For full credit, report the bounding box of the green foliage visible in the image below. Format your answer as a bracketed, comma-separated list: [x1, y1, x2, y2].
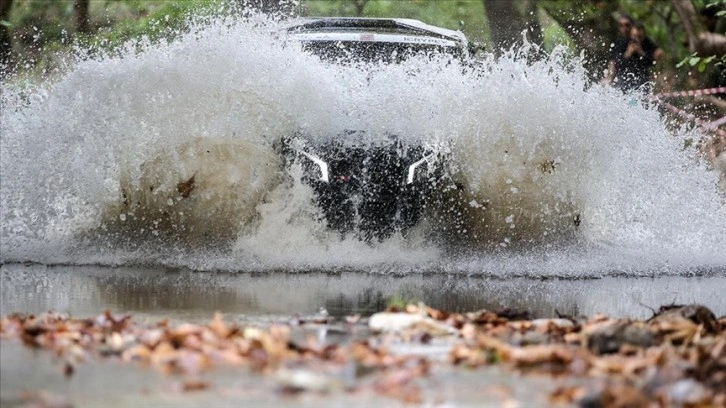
[4, 0, 224, 81]
[707, 0, 726, 16]
[86, 1, 222, 49]
[677, 53, 722, 73]
[673, 0, 726, 76]
[4, 0, 724, 92]
[7, 1, 224, 50]
[537, 7, 574, 53]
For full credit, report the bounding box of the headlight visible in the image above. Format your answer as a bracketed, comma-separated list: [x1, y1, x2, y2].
[299, 150, 330, 183]
[406, 153, 436, 184]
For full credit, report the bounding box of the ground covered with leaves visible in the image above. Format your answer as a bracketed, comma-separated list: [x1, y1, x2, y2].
[2, 303, 725, 407]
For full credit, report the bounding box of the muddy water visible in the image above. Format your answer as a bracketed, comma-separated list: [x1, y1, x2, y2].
[1, 263, 589, 408]
[3, 16, 726, 274]
[2, 264, 724, 322]
[1, 338, 564, 408]
[4, 263, 724, 408]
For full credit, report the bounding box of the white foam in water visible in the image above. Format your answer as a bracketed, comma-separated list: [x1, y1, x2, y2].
[1, 13, 725, 276]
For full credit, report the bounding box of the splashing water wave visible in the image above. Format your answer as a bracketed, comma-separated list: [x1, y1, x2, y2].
[1, 15, 725, 277]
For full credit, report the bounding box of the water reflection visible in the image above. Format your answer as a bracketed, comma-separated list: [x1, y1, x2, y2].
[1, 263, 724, 321]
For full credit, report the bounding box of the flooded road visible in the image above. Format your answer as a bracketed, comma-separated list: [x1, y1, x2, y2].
[2, 262, 725, 408]
[3, 263, 725, 322]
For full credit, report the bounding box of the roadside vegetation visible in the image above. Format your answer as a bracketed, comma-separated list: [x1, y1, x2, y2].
[1, 1, 724, 88]
[1, 0, 724, 146]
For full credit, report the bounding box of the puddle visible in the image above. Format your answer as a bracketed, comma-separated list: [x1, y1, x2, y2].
[2, 263, 725, 407]
[2, 263, 725, 322]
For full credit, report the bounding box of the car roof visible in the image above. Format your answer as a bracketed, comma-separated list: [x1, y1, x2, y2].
[284, 17, 468, 48]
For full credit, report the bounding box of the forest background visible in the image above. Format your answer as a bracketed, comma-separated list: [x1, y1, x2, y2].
[0, 0, 724, 119]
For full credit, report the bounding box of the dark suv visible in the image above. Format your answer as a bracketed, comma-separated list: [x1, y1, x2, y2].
[279, 18, 469, 241]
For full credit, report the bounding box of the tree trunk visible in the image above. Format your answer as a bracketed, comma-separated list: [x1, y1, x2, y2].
[671, 0, 726, 56]
[483, 0, 528, 53]
[74, 0, 89, 34]
[522, 0, 543, 46]
[671, 1, 726, 168]
[352, 0, 369, 17]
[0, 0, 13, 66]
[537, 1, 620, 82]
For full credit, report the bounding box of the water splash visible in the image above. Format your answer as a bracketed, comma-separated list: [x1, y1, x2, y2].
[1, 14, 724, 276]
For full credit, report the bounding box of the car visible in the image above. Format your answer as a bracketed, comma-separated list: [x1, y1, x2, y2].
[284, 17, 470, 64]
[278, 17, 471, 242]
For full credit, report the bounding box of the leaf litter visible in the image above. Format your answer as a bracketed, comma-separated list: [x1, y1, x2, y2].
[1, 303, 725, 406]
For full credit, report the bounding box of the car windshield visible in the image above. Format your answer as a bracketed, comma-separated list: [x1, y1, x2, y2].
[300, 40, 462, 65]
